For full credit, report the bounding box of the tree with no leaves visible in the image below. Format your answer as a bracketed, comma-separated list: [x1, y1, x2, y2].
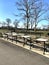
[13, 19, 19, 29]
[6, 18, 11, 29]
[32, 0, 49, 32]
[15, 0, 34, 30]
[15, 0, 49, 32]
[2, 21, 6, 27]
[45, 14, 49, 30]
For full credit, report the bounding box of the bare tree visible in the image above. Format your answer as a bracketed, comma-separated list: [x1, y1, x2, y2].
[47, 25, 49, 29]
[42, 24, 47, 29]
[13, 19, 19, 29]
[45, 14, 49, 30]
[15, 0, 35, 30]
[45, 14, 49, 23]
[32, 0, 49, 32]
[2, 21, 6, 27]
[6, 18, 11, 29]
[0, 22, 2, 27]
[30, 19, 34, 29]
[15, 0, 49, 32]
[23, 22, 30, 29]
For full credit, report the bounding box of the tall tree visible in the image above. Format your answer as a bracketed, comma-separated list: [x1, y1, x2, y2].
[23, 22, 30, 29]
[31, 0, 49, 32]
[45, 14, 49, 30]
[30, 18, 34, 29]
[15, 0, 49, 32]
[13, 19, 19, 29]
[15, 0, 34, 30]
[6, 18, 11, 29]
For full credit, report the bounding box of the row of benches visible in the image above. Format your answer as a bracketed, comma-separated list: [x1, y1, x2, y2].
[2, 32, 34, 49]
[2, 32, 49, 54]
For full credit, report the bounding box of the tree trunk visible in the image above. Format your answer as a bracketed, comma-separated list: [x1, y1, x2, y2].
[27, 18, 29, 30]
[34, 21, 37, 32]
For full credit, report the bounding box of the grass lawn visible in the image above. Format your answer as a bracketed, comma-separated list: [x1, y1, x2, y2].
[0, 29, 49, 38]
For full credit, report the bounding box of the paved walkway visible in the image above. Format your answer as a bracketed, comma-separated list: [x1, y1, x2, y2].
[1, 38, 49, 58]
[0, 39, 49, 65]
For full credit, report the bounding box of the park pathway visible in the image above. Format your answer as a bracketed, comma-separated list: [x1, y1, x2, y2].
[0, 39, 49, 65]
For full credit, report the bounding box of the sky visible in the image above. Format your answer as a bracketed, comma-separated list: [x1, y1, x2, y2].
[0, 0, 17, 21]
[0, 0, 49, 28]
